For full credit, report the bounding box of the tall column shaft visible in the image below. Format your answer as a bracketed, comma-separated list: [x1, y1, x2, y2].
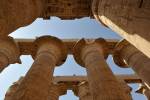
[0, 0, 46, 36]
[113, 40, 150, 88]
[5, 84, 19, 100]
[5, 77, 24, 100]
[78, 82, 93, 100]
[73, 39, 129, 100]
[80, 93, 92, 100]
[11, 52, 56, 100]
[92, 0, 150, 58]
[11, 36, 67, 100]
[5, 78, 67, 100]
[118, 79, 132, 100]
[84, 47, 127, 100]
[48, 84, 67, 100]
[0, 53, 9, 71]
[48, 85, 59, 100]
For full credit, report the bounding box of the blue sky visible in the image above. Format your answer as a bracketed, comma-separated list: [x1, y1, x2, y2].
[0, 17, 146, 100]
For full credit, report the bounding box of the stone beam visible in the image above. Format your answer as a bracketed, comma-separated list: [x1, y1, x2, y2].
[53, 74, 142, 84]
[42, 0, 92, 20]
[15, 38, 118, 55]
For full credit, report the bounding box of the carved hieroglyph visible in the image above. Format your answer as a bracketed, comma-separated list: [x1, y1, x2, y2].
[92, 0, 150, 58]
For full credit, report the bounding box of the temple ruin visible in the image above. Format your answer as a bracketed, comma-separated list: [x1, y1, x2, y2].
[0, 0, 150, 100]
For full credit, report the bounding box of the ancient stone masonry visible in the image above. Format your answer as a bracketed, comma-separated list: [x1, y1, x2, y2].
[73, 38, 131, 100]
[92, 0, 150, 58]
[5, 75, 141, 100]
[117, 78, 132, 99]
[1, 0, 150, 60]
[0, 0, 150, 99]
[113, 39, 150, 88]
[5, 77, 24, 100]
[136, 83, 150, 100]
[0, 34, 149, 100]
[76, 81, 93, 100]
[10, 36, 67, 100]
[0, 0, 92, 36]
[43, 0, 92, 19]
[2, 36, 150, 100]
[0, 0, 46, 36]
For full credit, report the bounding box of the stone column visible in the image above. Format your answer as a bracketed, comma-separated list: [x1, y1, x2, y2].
[0, 0, 46, 36]
[49, 85, 59, 100]
[11, 36, 67, 100]
[5, 78, 67, 100]
[0, 36, 20, 72]
[48, 83, 67, 100]
[136, 83, 150, 100]
[78, 81, 93, 100]
[5, 77, 24, 100]
[113, 39, 150, 88]
[73, 38, 129, 100]
[144, 90, 150, 100]
[118, 79, 132, 100]
[92, 0, 150, 58]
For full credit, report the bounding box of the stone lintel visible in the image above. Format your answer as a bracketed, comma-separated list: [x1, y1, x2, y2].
[15, 38, 118, 55]
[53, 74, 141, 84]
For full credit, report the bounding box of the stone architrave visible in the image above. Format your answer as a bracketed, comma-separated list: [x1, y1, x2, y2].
[92, 0, 150, 58]
[11, 36, 67, 100]
[73, 38, 129, 100]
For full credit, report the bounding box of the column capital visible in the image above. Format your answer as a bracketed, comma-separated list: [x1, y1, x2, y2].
[0, 36, 20, 72]
[72, 81, 91, 98]
[73, 38, 109, 67]
[78, 81, 91, 98]
[57, 83, 68, 96]
[33, 35, 67, 66]
[113, 39, 130, 68]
